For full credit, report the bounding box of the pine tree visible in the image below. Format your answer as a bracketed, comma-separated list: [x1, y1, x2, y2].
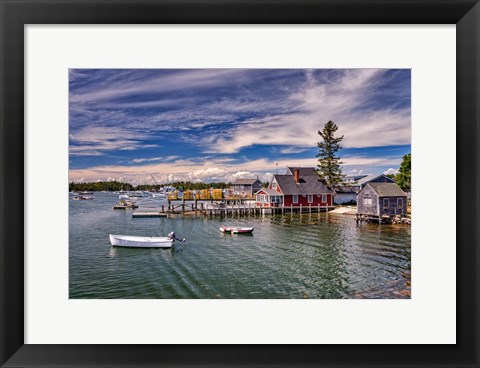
[396, 153, 411, 191]
[316, 120, 344, 188]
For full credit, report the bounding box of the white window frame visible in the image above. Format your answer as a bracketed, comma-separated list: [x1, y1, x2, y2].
[364, 198, 372, 205]
[308, 194, 313, 203]
[292, 194, 298, 203]
[383, 198, 390, 209]
[321, 194, 327, 203]
[272, 182, 277, 190]
[397, 198, 403, 208]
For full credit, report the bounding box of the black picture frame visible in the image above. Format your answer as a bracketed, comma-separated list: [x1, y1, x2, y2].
[1, 1, 479, 367]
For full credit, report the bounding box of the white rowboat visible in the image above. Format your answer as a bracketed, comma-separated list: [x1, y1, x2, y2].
[219, 225, 254, 234]
[109, 234, 174, 248]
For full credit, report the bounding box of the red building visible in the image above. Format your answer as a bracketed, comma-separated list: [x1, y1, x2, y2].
[255, 167, 334, 207]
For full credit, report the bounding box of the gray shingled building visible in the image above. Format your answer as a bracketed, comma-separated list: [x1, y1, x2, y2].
[231, 178, 262, 197]
[357, 182, 407, 218]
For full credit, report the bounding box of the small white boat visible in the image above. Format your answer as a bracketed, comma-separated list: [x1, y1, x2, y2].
[109, 234, 174, 248]
[219, 225, 254, 234]
[109, 232, 185, 248]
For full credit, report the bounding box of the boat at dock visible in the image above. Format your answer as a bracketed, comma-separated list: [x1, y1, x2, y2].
[220, 225, 254, 234]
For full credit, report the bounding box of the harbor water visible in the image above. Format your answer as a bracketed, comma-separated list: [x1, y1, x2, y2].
[69, 192, 411, 299]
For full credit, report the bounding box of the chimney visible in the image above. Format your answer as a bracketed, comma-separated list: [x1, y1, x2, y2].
[294, 169, 300, 183]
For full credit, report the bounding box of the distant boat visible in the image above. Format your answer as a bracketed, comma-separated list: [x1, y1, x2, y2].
[220, 225, 254, 234]
[109, 232, 184, 248]
[112, 202, 138, 210]
[73, 195, 93, 201]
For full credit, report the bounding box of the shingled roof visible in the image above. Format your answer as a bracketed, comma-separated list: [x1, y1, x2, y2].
[355, 174, 395, 186]
[286, 167, 317, 177]
[368, 182, 406, 197]
[255, 187, 282, 196]
[274, 174, 333, 195]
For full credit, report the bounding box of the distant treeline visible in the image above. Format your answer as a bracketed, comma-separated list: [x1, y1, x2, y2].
[69, 181, 230, 192]
[136, 181, 230, 191]
[69, 181, 135, 192]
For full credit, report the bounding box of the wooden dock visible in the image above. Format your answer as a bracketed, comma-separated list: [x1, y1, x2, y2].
[131, 201, 334, 218]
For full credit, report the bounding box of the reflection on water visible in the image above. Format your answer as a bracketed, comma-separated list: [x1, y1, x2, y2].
[69, 193, 411, 299]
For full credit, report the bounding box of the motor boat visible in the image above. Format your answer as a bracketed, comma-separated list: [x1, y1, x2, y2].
[109, 232, 185, 248]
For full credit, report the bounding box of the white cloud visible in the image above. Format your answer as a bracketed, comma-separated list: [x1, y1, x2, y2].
[69, 126, 158, 156]
[69, 155, 402, 184]
[201, 70, 410, 153]
[384, 168, 399, 175]
[130, 156, 178, 164]
[70, 69, 410, 157]
[277, 146, 311, 154]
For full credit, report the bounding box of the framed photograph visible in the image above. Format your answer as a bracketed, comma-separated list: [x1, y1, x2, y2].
[67, 67, 412, 301]
[1, 0, 478, 367]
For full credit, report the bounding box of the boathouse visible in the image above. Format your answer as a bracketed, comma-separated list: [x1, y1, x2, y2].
[357, 182, 407, 218]
[255, 167, 334, 207]
[231, 178, 262, 197]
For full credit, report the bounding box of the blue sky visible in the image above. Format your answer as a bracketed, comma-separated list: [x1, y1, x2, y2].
[69, 69, 410, 184]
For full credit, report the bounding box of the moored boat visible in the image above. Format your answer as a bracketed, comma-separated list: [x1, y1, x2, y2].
[109, 234, 174, 248]
[109, 232, 185, 248]
[112, 202, 138, 209]
[73, 195, 94, 200]
[220, 225, 254, 234]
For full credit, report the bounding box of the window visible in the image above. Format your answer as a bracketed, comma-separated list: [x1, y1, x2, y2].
[397, 198, 403, 208]
[272, 182, 277, 190]
[364, 198, 372, 205]
[321, 194, 327, 203]
[383, 198, 390, 209]
[293, 194, 298, 203]
[308, 194, 313, 203]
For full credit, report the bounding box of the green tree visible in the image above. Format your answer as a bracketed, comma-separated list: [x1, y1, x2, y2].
[396, 153, 411, 191]
[316, 120, 344, 187]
